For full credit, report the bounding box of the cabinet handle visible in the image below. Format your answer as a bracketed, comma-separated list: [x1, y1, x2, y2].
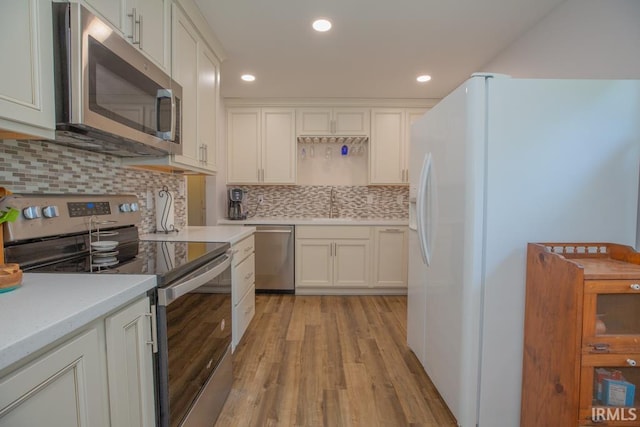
[244, 271, 253, 281]
[138, 14, 143, 49]
[244, 245, 253, 253]
[384, 228, 402, 233]
[627, 358, 638, 367]
[588, 343, 610, 353]
[127, 8, 137, 43]
[630, 283, 640, 291]
[146, 305, 158, 354]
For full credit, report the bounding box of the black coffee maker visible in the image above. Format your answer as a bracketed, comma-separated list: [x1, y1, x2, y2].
[228, 188, 246, 220]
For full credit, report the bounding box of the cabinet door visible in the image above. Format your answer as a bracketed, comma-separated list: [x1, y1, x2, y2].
[105, 297, 156, 427]
[172, 5, 199, 165]
[86, 0, 124, 30]
[296, 108, 332, 135]
[296, 108, 369, 136]
[227, 108, 261, 183]
[404, 108, 428, 183]
[579, 355, 640, 424]
[0, 0, 55, 138]
[334, 239, 370, 288]
[262, 108, 296, 184]
[372, 227, 407, 288]
[582, 280, 640, 354]
[0, 327, 109, 427]
[135, 0, 169, 70]
[369, 108, 405, 184]
[333, 108, 370, 135]
[296, 239, 333, 288]
[198, 45, 219, 169]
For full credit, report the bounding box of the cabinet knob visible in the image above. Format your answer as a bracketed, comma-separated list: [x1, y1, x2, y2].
[627, 358, 637, 367]
[630, 283, 640, 291]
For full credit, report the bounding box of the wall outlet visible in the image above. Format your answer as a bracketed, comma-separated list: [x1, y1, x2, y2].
[366, 194, 374, 204]
[146, 191, 153, 208]
[257, 194, 264, 204]
[397, 194, 404, 205]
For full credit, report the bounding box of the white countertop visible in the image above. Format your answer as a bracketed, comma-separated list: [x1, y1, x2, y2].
[0, 273, 156, 372]
[140, 225, 256, 244]
[217, 218, 408, 226]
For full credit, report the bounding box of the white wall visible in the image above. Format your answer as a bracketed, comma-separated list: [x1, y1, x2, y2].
[482, 0, 640, 78]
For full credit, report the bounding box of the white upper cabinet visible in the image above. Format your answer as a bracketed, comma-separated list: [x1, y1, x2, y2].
[85, 0, 170, 71]
[170, 4, 219, 172]
[297, 108, 370, 136]
[123, 3, 221, 173]
[0, 0, 55, 140]
[85, 0, 124, 28]
[227, 108, 261, 183]
[369, 107, 428, 185]
[227, 107, 296, 184]
[125, 0, 170, 70]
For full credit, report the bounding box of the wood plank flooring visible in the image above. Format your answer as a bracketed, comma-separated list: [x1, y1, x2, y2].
[215, 295, 457, 427]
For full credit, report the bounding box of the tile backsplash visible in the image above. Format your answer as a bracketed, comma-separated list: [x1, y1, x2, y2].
[229, 185, 409, 219]
[0, 139, 186, 233]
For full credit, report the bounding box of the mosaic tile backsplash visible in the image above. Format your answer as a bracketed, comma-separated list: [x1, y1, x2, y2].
[230, 185, 409, 219]
[0, 139, 186, 233]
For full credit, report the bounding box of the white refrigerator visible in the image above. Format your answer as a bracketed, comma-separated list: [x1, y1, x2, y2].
[407, 74, 640, 427]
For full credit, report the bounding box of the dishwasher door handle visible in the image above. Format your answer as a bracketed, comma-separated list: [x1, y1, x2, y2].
[255, 229, 292, 233]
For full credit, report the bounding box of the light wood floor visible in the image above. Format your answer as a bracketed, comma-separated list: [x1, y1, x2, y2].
[215, 295, 457, 427]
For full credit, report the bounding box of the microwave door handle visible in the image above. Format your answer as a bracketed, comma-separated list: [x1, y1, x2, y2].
[158, 254, 231, 306]
[156, 88, 176, 141]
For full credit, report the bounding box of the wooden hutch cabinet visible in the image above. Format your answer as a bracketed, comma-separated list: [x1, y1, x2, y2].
[522, 243, 640, 427]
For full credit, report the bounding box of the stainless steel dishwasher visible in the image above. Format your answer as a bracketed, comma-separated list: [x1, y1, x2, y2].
[250, 225, 295, 293]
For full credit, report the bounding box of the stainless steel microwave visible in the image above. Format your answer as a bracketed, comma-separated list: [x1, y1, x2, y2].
[51, 3, 182, 157]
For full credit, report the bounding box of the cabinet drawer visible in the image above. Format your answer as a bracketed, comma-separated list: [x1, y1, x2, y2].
[232, 235, 255, 266]
[233, 253, 255, 306]
[235, 285, 255, 346]
[585, 280, 640, 294]
[296, 226, 371, 239]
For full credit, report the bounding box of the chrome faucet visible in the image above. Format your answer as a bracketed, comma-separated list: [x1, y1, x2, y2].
[329, 187, 339, 218]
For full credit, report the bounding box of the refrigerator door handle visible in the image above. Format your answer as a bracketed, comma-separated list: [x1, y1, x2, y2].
[416, 152, 432, 266]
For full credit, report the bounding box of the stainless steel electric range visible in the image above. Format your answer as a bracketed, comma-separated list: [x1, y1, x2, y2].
[1, 193, 233, 427]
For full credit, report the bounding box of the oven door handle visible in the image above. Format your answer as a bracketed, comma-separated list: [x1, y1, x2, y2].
[157, 254, 231, 306]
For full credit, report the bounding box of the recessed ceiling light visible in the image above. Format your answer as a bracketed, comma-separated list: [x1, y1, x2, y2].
[241, 74, 256, 82]
[417, 75, 432, 83]
[312, 19, 332, 32]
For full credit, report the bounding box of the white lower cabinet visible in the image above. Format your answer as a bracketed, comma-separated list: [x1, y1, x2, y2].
[0, 326, 109, 427]
[372, 226, 408, 288]
[295, 225, 408, 294]
[296, 226, 371, 293]
[231, 234, 255, 350]
[0, 296, 155, 427]
[105, 297, 156, 427]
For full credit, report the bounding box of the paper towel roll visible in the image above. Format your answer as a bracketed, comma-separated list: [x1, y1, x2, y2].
[156, 188, 175, 232]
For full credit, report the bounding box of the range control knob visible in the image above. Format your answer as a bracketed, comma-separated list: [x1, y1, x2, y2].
[130, 202, 139, 212]
[119, 203, 131, 213]
[42, 205, 59, 218]
[23, 206, 41, 220]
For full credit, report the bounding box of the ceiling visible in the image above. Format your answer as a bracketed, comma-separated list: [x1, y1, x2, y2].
[194, 0, 566, 100]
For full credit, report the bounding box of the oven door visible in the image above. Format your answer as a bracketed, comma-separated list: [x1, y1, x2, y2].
[155, 252, 232, 427]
